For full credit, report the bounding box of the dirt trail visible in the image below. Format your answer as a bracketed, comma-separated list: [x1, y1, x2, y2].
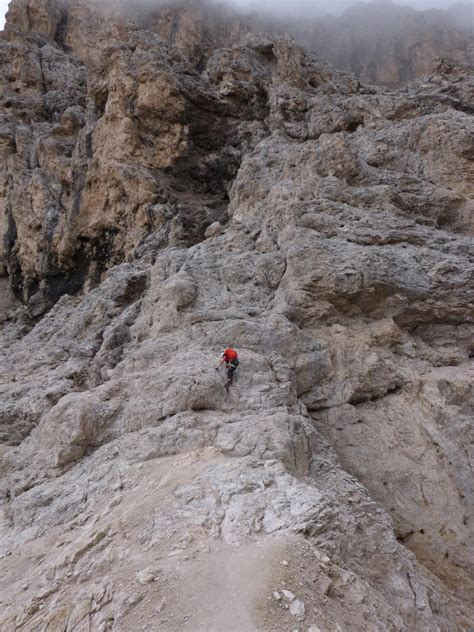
[176, 540, 282, 632]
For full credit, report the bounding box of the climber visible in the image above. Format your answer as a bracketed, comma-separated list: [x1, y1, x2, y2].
[215, 348, 239, 386]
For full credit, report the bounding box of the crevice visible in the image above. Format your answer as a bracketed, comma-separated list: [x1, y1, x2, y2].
[406, 572, 418, 610]
[348, 382, 404, 405]
[54, 5, 70, 51]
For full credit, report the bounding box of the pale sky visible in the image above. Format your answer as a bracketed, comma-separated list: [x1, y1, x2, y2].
[0, 0, 9, 30]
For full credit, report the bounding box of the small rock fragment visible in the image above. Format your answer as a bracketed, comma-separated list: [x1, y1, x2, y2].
[45, 567, 55, 581]
[156, 598, 166, 613]
[317, 576, 333, 596]
[109, 495, 122, 508]
[282, 589, 296, 602]
[205, 222, 224, 238]
[290, 599, 306, 621]
[273, 591, 282, 601]
[136, 568, 156, 585]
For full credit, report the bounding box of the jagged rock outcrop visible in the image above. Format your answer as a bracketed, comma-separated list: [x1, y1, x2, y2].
[1, 1, 473, 630]
[0, 0, 263, 313]
[136, 0, 253, 69]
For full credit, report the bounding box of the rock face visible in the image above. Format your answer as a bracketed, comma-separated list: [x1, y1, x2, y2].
[1, 0, 257, 313]
[1, 1, 474, 631]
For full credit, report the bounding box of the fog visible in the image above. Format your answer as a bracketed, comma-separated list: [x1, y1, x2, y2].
[231, 0, 468, 17]
[125, 0, 472, 19]
[0, 0, 472, 31]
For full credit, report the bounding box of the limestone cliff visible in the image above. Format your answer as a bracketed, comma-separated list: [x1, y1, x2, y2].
[1, 1, 473, 631]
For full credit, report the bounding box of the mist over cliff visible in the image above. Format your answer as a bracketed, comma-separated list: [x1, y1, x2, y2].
[2, 0, 472, 84]
[290, 1, 473, 85]
[116, 0, 474, 85]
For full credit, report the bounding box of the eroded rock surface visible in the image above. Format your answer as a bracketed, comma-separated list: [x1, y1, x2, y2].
[1, 1, 473, 631]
